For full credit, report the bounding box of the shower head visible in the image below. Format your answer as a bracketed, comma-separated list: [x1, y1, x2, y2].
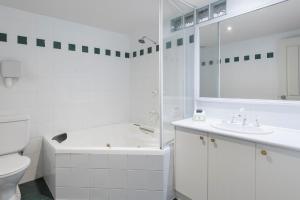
[138, 36, 157, 45]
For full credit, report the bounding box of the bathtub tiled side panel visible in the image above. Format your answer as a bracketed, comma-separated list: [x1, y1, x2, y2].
[53, 150, 171, 200]
[42, 139, 56, 197]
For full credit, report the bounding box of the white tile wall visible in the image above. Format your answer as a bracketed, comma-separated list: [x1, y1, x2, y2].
[90, 188, 109, 200]
[44, 144, 172, 200]
[127, 170, 148, 189]
[0, 5, 132, 183]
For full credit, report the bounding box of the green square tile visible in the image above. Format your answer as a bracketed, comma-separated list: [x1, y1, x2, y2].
[133, 51, 137, 57]
[0, 33, 7, 42]
[156, 45, 159, 52]
[166, 41, 171, 49]
[225, 58, 230, 63]
[105, 49, 111, 56]
[267, 52, 274, 58]
[36, 39, 45, 47]
[189, 35, 194, 43]
[177, 38, 183, 46]
[94, 48, 100, 54]
[53, 41, 61, 49]
[115, 51, 121, 57]
[68, 44, 76, 51]
[82, 45, 88, 53]
[140, 49, 144, 56]
[234, 57, 239, 62]
[147, 47, 152, 54]
[18, 36, 27, 45]
[125, 52, 130, 58]
[255, 54, 261, 60]
[244, 55, 250, 61]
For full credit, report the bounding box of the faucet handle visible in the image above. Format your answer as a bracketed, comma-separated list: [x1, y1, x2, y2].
[255, 117, 261, 127]
[242, 116, 248, 126]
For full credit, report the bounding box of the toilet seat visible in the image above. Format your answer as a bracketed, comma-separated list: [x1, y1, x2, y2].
[0, 153, 30, 178]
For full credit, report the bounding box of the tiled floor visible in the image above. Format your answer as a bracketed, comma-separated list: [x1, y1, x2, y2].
[19, 178, 54, 200]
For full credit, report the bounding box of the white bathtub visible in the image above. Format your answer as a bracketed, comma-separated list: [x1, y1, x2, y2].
[43, 123, 174, 200]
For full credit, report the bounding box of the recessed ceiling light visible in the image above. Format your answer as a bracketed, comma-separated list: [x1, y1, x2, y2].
[227, 26, 232, 31]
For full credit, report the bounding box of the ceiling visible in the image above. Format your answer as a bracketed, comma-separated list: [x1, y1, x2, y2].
[0, 0, 211, 35]
[0, 0, 161, 35]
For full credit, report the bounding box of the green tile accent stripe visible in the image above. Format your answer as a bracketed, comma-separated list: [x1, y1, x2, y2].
[94, 47, 100, 54]
[0, 33, 7, 42]
[217, 52, 274, 65]
[68, 43, 76, 51]
[36, 39, 45, 47]
[53, 41, 61, 49]
[18, 35, 27, 45]
[82, 45, 88, 53]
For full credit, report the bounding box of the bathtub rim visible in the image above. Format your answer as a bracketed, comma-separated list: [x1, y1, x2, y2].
[43, 136, 165, 155]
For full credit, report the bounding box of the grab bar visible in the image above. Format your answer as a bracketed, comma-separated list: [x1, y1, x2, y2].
[139, 126, 155, 133]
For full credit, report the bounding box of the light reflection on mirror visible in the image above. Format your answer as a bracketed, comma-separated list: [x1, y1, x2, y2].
[199, 23, 220, 98]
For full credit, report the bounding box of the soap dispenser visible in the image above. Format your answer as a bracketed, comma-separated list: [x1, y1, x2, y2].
[0, 60, 21, 88]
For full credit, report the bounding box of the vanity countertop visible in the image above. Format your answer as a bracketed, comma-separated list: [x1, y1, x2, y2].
[172, 118, 300, 152]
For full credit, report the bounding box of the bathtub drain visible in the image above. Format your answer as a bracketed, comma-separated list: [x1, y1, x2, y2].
[106, 143, 111, 148]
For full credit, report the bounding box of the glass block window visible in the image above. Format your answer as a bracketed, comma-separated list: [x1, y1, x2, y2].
[171, 16, 183, 32]
[184, 12, 194, 28]
[196, 6, 209, 23]
[211, 0, 226, 18]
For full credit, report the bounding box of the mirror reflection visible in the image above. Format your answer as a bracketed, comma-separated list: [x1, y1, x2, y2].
[199, 0, 300, 100]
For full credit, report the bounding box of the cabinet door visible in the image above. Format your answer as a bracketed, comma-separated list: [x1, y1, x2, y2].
[256, 145, 300, 200]
[208, 135, 255, 200]
[175, 128, 208, 200]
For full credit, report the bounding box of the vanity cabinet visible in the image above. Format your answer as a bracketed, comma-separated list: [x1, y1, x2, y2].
[175, 127, 300, 200]
[256, 145, 300, 200]
[208, 135, 255, 200]
[175, 128, 255, 200]
[175, 128, 208, 200]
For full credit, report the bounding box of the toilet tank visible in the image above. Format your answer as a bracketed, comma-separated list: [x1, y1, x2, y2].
[0, 115, 30, 155]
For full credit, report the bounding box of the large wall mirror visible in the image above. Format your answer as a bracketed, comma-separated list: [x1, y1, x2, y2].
[199, 0, 300, 101]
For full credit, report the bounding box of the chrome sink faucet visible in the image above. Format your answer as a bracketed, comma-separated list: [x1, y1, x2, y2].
[231, 107, 247, 125]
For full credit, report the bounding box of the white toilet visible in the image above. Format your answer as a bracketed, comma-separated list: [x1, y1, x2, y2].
[0, 115, 31, 200]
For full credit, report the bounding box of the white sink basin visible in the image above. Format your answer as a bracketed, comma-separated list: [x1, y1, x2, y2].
[211, 121, 273, 135]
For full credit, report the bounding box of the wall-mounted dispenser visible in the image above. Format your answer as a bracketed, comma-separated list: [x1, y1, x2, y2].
[0, 60, 21, 88]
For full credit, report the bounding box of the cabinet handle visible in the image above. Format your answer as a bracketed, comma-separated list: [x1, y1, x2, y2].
[211, 138, 215, 143]
[261, 150, 267, 156]
[200, 136, 204, 140]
